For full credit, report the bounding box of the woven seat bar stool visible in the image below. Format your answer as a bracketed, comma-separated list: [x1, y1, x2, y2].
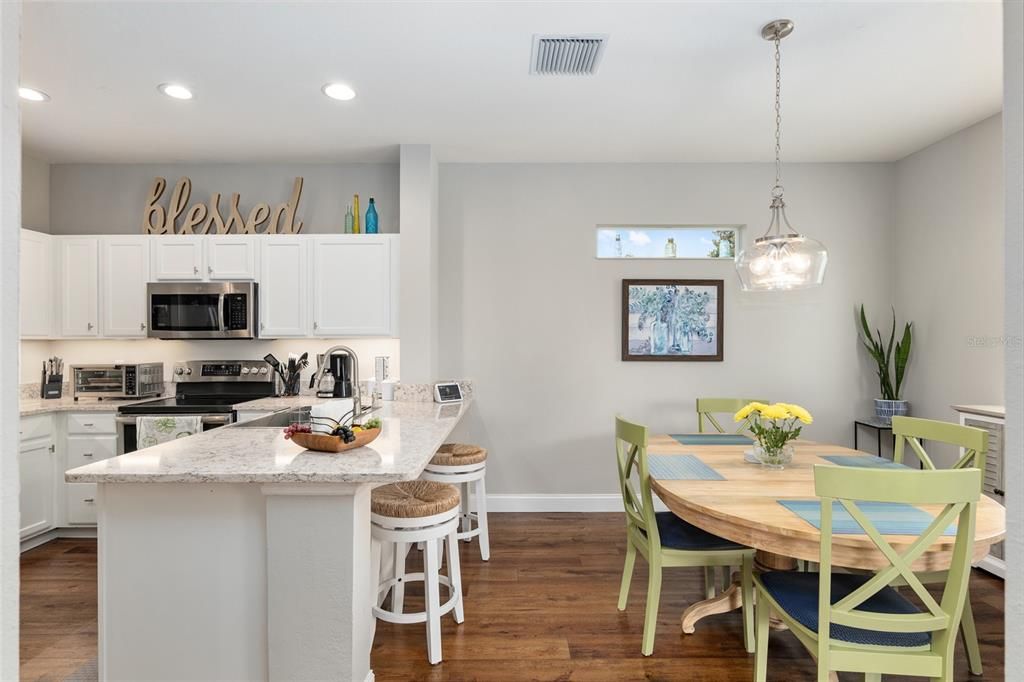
[371, 480, 465, 665]
[420, 443, 490, 561]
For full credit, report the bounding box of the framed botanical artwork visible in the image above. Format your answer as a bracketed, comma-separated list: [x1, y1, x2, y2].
[597, 225, 741, 260]
[621, 279, 724, 362]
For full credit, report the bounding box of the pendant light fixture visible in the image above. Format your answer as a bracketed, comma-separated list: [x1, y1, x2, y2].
[736, 19, 828, 292]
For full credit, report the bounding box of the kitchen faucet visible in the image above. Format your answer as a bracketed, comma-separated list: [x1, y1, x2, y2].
[310, 345, 363, 418]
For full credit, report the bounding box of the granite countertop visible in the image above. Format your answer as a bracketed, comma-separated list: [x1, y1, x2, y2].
[65, 398, 472, 484]
[20, 396, 156, 417]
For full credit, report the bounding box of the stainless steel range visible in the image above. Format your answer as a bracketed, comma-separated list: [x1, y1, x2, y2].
[116, 360, 278, 454]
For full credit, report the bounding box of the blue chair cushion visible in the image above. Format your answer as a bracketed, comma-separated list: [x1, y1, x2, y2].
[759, 571, 932, 648]
[649, 511, 745, 551]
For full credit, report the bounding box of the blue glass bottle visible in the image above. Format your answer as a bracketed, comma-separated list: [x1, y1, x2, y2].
[365, 197, 379, 234]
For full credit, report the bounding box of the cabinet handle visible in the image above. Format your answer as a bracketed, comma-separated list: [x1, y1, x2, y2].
[994, 487, 1005, 496]
[82, 423, 94, 427]
[84, 498, 95, 504]
[313, 321, 318, 331]
[87, 322, 94, 331]
[140, 322, 147, 331]
[83, 453, 93, 457]
[208, 266, 213, 274]
[194, 266, 199, 274]
[49, 444, 55, 453]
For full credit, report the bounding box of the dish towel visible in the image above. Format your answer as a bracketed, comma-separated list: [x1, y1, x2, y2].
[136, 416, 203, 450]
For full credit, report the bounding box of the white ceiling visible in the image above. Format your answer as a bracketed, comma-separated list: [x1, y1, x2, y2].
[21, 1, 1003, 164]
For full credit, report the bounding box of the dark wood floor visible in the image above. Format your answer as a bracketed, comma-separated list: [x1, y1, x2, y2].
[21, 514, 1004, 681]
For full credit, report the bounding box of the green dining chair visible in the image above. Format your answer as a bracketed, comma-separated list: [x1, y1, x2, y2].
[696, 398, 769, 435]
[891, 415, 988, 676]
[614, 416, 755, 656]
[753, 466, 982, 682]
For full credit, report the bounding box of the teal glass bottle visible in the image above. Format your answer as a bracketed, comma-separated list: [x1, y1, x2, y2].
[365, 198, 379, 234]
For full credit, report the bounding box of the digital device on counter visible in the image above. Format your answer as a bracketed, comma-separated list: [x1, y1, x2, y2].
[72, 363, 164, 401]
[433, 382, 463, 404]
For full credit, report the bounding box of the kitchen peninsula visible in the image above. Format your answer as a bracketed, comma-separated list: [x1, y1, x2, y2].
[65, 397, 471, 682]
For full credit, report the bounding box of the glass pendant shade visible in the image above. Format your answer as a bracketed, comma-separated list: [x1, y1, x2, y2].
[736, 196, 827, 291]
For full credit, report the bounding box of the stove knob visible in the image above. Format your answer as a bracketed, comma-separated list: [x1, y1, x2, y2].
[259, 367, 269, 375]
[241, 367, 250, 375]
[174, 367, 184, 376]
[185, 368, 193, 375]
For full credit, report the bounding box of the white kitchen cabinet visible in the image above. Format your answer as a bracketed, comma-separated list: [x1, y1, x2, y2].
[151, 236, 205, 280]
[66, 484, 100, 525]
[59, 237, 100, 337]
[101, 236, 151, 337]
[311, 235, 394, 336]
[20, 229, 53, 338]
[259, 236, 308, 338]
[207, 236, 259, 280]
[19, 416, 56, 539]
[236, 410, 274, 423]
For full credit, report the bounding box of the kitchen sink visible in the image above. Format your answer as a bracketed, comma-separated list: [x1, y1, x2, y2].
[235, 406, 311, 428]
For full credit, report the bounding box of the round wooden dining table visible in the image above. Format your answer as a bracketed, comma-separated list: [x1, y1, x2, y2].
[647, 435, 1007, 634]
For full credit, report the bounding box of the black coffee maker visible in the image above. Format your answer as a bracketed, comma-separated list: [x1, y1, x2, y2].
[316, 351, 354, 398]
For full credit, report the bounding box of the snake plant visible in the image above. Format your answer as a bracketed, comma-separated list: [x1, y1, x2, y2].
[858, 304, 912, 401]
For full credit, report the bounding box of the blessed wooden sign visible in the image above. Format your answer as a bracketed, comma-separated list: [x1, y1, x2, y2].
[142, 176, 305, 234]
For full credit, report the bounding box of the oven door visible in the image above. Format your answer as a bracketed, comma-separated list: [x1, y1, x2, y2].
[147, 282, 256, 339]
[117, 414, 233, 454]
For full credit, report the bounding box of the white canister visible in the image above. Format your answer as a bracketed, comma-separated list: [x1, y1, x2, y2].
[381, 380, 397, 401]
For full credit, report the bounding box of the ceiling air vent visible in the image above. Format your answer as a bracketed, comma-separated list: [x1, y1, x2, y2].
[530, 34, 608, 75]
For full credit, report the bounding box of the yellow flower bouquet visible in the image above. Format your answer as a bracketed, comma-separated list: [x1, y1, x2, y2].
[735, 402, 813, 469]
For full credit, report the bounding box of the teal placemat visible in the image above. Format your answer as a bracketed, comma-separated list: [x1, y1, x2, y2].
[671, 433, 754, 446]
[648, 454, 724, 481]
[822, 455, 908, 470]
[779, 500, 955, 536]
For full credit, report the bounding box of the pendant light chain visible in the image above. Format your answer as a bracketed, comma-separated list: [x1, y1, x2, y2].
[773, 35, 783, 198]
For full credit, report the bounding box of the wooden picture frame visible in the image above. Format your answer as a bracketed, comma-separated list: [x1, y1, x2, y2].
[621, 279, 724, 362]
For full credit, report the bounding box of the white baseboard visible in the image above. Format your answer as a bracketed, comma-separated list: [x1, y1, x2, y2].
[977, 554, 1006, 579]
[486, 494, 667, 513]
[20, 526, 98, 553]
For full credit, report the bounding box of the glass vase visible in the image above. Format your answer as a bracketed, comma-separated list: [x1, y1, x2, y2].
[754, 442, 794, 469]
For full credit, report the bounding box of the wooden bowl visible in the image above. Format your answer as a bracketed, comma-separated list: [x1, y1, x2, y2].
[289, 428, 381, 453]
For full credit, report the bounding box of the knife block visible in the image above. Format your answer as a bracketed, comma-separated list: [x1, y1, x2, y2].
[41, 373, 63, 400]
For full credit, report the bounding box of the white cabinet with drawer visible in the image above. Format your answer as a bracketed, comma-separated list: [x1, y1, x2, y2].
[66, 412, 117, 436]
[65, 434, 117, 470]
[66, 484, 100, 525]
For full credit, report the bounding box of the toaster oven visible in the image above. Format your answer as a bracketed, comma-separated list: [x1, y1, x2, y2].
[72, 363, 165, 401]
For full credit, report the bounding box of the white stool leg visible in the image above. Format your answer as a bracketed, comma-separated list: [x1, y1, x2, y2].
[423, 537, 443, 664]
[476, 475, 490, 561]
[446, 528, 465, 624]
[460, 481, 472, 540]
[392, 541, 406, 614]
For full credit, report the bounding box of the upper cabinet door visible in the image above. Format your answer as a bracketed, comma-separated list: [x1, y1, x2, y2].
[20, 229, 53, 338]
[151, 236, 205, 280]
[312, 236, 393, 336]
[207, 236, 259, 280]
[59, 237, 100, 337]
[259, 237, 308, 338]
[101, 237, 151, 337]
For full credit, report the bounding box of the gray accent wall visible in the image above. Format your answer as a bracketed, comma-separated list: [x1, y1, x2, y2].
[438, 162, 897, 495]
[895, 114, 1004, 467]
[48, 163, 399, 234]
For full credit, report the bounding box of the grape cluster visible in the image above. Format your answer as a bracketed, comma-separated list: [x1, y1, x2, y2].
[282, 423, 312, 440]
[331, 425, 357, 444]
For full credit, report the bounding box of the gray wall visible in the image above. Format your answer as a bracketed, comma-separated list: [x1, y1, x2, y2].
[895, 114, 1004, 466]
[48, 163, 399, 234]
[21, 151, 49, 231]
[1003, 0, 1023, 664]
[439, 162, 896, 495]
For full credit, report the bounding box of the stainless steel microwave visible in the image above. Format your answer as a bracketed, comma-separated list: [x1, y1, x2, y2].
[147, 282, 258, 339]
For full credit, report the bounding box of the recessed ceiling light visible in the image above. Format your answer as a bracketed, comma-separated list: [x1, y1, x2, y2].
[158, 83, 194, 100]
[322, 82, 356, 101]
[19, 87, 49, 102]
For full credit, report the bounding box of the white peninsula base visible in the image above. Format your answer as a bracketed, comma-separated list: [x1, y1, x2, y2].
[98, 482, 377, 681]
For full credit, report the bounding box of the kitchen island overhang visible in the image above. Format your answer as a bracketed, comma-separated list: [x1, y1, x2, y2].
[67, 399, 472, 682]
